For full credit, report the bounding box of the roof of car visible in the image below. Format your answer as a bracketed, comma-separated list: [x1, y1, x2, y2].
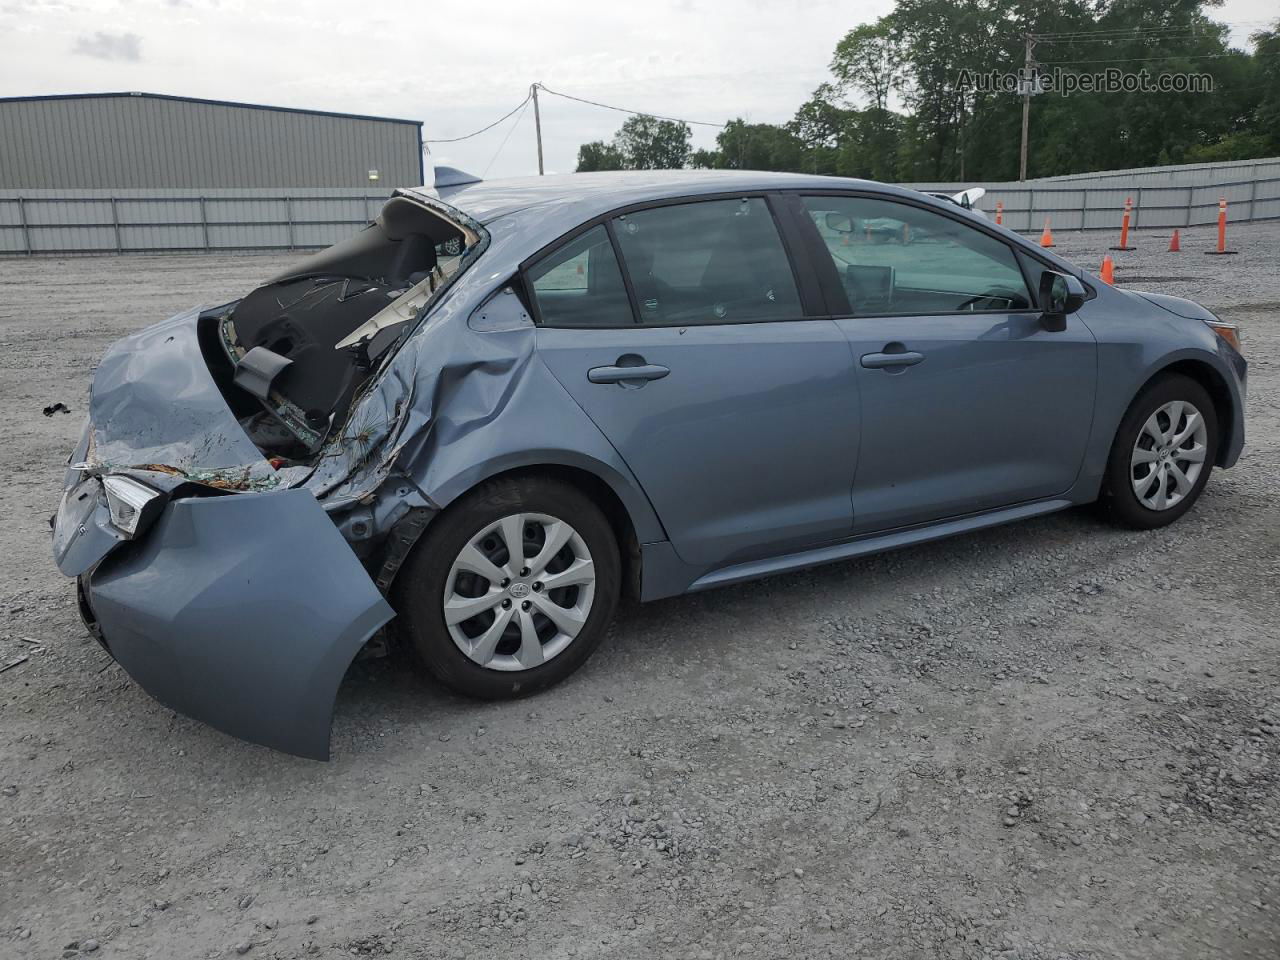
[404, 170, 887, 225]
[397, 170, 1076, 282]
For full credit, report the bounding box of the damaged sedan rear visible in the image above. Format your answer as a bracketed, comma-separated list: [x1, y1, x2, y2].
[53, 191, 492, 759]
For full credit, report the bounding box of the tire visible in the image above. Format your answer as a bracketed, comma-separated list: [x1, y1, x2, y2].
[394, 475, 621, 700]
[1098, 373, 1218, 530]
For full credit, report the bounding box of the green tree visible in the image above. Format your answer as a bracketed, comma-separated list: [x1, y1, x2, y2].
[830, 20, 900, 112]
[787, 84, 856, 174]
[614, 115, 692, 169]
[576, 140, 624, 172]
[576, 115, 691, 171]
[1251, 22, 1280, 154]
[576, 3, 1278, 181]
[689, 119, 807, 171]
[1186, 19, 1280, 160]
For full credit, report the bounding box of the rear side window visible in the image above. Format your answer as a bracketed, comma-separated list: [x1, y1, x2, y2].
[801, 195, 1033, 316]
[611, 198, 802, 325]
[526, 225, 634, 328]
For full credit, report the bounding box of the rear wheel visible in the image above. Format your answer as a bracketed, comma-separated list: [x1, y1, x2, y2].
[395, 475, 620, 699]
[1098, 373, 1217, 529]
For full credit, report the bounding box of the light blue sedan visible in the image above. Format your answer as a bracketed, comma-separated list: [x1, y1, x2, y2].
[52, 171, 1246, 758]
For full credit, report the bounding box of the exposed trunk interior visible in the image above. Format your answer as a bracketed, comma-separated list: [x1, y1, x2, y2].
[199, 196, 477, 464]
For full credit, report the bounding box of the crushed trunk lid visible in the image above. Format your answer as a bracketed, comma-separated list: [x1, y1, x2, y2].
[79, 192, 485, 489]
[84, 306, 280, 489]
[212, 193, 485, 462]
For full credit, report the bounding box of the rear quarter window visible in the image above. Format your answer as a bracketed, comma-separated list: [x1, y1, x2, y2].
[526, 225, 635, 328]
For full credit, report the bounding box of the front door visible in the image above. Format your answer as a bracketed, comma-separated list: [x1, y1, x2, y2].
[526, 198, 861, 569]
[796, 193, 1097, 533]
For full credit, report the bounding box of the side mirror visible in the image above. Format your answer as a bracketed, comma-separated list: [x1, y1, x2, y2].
[1038, 270, 1086, 332]
[825, 212, 855, 234]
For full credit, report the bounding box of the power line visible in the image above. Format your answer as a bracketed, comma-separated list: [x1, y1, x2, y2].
[1031, 28, 1218, 40]
[482, 98, 530, 177]
[1036, 31, 1226, 46]
[1040, 50, 1279, 65]
[535, 83, 726, 128]
[1011, 19, 1274, 41]
[423, 93, 531, 144]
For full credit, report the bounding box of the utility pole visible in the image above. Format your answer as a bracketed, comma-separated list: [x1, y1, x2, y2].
[1018, 33, 1034, 181]
[531, 83, 545, 176]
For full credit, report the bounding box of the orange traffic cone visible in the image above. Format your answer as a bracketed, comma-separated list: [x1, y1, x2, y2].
[1109, 196, 1136, 251]
[1204, 197, 1238, 255]
[1100, 255, 1115, 285]
[1039, 218, 1055, 247]
[1168, 229, 1181, 252]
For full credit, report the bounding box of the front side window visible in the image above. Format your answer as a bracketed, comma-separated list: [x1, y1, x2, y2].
[801, 195, 1034, 315]
[610, 197, 802, 325]
[526, 225, 634, 328]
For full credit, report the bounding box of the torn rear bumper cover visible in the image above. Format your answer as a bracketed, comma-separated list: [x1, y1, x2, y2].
[60, 487, 393, 760]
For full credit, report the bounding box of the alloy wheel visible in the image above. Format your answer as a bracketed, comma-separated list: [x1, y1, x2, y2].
[1130, 399, 1208, 511]
[442, 513, 596, 671]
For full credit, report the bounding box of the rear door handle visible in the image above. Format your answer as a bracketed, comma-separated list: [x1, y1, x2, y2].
[860, 350, 925, 369]
[588, 362, 670, 384]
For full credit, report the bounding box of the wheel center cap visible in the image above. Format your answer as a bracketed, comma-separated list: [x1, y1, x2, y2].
[508, 581, 530, 599]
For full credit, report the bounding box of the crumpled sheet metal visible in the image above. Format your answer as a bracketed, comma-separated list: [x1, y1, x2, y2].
[302, 269, 669, 548]
[86, 306, 278, 490]
[84, 488, 393, 760]
[303, 278, 533, 510]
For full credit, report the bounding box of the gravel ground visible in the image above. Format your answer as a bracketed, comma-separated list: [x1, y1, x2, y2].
[1, 221, 1277, 960]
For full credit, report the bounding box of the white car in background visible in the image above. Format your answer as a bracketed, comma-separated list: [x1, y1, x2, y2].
[924, 187, 988, 218]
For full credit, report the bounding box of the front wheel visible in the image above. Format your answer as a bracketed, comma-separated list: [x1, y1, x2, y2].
[394, 475, 621, 699]
[1098, 373, 1218, 529]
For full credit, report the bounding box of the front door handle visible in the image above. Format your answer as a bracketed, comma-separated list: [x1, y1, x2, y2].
[588, 360, 670, 384]
[861, 350, 925, 370]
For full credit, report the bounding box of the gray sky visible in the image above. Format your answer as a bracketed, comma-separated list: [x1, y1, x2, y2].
[1, 0, 1275, 183]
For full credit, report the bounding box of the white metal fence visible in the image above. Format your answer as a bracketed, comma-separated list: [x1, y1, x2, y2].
[4, 157, 1279, 255]
[910, 176, 1280, 232]
[905, 156, 1280, 233]
[0, 188, 389, 255]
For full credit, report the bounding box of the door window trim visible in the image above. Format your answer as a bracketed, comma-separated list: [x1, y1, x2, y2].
[520, 191, 828, 329]
[784, 189, 1093, 320]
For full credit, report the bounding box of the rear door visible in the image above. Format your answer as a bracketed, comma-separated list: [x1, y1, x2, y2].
[793, 193, 1097, 533]
[528, 196, 861, 569]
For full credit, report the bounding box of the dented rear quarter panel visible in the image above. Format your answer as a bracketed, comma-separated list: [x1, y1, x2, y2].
[302, 196, 668, 547]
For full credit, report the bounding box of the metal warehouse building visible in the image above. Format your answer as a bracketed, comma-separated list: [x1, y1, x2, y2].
[0, 92, 424, 254]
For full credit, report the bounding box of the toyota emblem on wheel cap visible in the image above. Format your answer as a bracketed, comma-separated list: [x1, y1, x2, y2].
[508, 581, 531, 599]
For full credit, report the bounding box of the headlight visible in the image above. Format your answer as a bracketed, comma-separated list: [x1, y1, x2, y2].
[102, 475, 165, 538]
[1205, 318, 1241, 354]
